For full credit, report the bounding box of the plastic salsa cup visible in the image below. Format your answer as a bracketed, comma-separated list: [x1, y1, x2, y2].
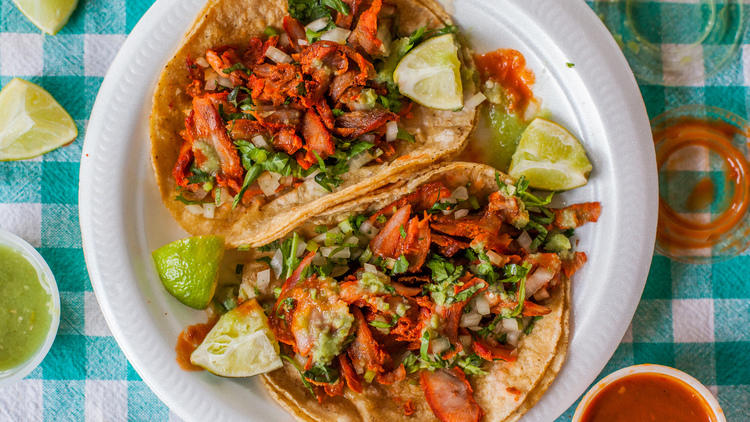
[572, 364, 725, 422]
[0, 229, 60, 386]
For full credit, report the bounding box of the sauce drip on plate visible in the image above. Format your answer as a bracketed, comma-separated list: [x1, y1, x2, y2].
[175, 321, 216, 371]
[580, 373, 716, 422]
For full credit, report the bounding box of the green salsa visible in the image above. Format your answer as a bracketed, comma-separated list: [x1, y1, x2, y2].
[0, 245, 53, 371]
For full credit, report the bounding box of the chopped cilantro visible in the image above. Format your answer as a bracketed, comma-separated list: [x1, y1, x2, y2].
[223, 63, 248, 74]
[303, 363, 340, 384]
[281, 355, 316, 396]
[263, 26, 280, 37]
[391, 255, 409, 275]
[174, 194, 202, 205]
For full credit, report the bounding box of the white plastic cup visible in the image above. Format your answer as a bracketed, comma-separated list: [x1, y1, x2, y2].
[572, 364, 725, 422]
[0, 229, 60, 386]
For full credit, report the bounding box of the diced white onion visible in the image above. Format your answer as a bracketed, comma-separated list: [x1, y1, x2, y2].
[312, 252, 326, 266]
[204, 74, 217, 91]
[430, 337, 451, 355]
[298, 39, 308, 46]
[475, 295, 490, 315]
[216, 75, 234, 88]
[251, 135, 270, 149]
[270, 249, 283, 278]
[202, 203, 216, 219]
[195, 57, 209, 68]
[385, 121, 398, 142]
[359, 220, 379, 239]
[525, 268, 555, 299]
[359, 133, 376, 143]
[257, 171, 281, 197]
[487, 250, 505, 267]
[305, 169, 320, 180]
[348, 152, 374, 171]
[305, 17, 330, 32]
[460, 312, 482, 328]
[295, 240, 307, 258]
[320, 27, 352, 44]
[459, 335, 472, 348]
[463, 92, 487, 110]
[534, 288, 550, 301]
[265, 46, 292, 64]
[507, 331, 520, 347]
[256, 269, 271, 292]
[454, 209, 469, 219]
[502, 318, 519, 332]
[351, 102, 373, 111]
[186, 204, 203, 215]
[320, 246, 350, 259]
[451, 186, 469, 201]
[467, 325, 482, 331]
[441, 209, 453, 216]
[344, 236, 359, 246]
[517, 230, 532, 251]
[363, 263, 378, 273]
[331, 266, 349, 277]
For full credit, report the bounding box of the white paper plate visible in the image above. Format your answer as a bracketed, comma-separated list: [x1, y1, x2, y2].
[79, 0, 657, 420]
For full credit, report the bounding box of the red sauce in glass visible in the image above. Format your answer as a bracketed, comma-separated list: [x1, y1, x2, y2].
[580, 373, 716, 422]
[654, 119, 750, 249]
[473, 49, 535, 112]
[175, 321, 216, 371]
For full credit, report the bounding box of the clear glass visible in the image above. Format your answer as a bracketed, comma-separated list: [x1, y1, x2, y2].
[593, 0, 745, 85]
[652, 105, 750, 264]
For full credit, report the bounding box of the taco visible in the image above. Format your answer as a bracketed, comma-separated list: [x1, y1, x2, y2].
[150, 0, 478, 248]
[214, 162, 600, 421]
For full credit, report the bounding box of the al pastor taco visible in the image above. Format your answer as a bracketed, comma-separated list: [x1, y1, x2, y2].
[150, 0, 477, 247]
[209, 162, 600, 421]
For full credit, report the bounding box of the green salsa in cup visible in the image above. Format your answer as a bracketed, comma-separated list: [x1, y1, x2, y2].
[0, 230, 59, 383]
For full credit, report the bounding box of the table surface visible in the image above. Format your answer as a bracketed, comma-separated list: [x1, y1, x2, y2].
[1, 0, 749, 420]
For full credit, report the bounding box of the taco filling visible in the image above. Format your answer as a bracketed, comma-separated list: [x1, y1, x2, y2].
[216, 173, 602, 421]
[172, 0, 463, 209]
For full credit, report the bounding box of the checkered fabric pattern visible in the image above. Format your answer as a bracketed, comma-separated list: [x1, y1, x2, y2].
[0, 0, 748, 420]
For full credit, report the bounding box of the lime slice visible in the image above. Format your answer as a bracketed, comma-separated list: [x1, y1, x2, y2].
[191, 299, 283, 377]
[393, 34, 462, 110]
[509, 118, 593, 191]
[0, 78, 77, 161]
[12, 0, 78, 35]
[152, 235, 224, 309]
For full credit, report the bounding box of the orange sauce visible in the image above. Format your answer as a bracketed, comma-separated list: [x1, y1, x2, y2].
[654, 119, 750, 249]
[686, 177, 715, 211]
[580, 373, 716, 422]
[473, 49, 535, 112]
[175, 321, 216, 371]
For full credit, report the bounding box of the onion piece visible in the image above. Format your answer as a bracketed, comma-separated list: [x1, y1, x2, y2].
[202, 203, 216, 219]
[216, 75, 234, 89]
[348, 152, 374, 171]
[451, 186, 469, 201]
[331, 266, 349, 277]
[305, 17, 330, 32]
[312, 252, 326, 266]
[256, 269, 271, 292]
[186, 204, 203, 215]
[204, 72, 218, 91]
[270, 249, 283, 278]
[385, 121, 398, 142]
[320, 246, 350, 259]
[265, 46, 292, 64]
[430, 337, 451, 355]
[460, 312, 482, 328]
[359, 220, 379, 238]
[320, 27, 351, 44]
[257, 171, 281, 197]
[533, 288, 550, 301]
[454, 209, 469, 219]
[251, 135, 269, 149]
[486, 250, 505, 267]
[297, 39, 308, 46]
[463, 92, 487, 110]
[507, 331, 520, 347]
[517, 230, 532, 251]
[295, 240, 307, 258]
[363, 263, 378, 273]
[475, 295, 490, 315]
[501, 318, 519, 332]
[195, 57, 209, 68]
[525, 267, 555, 299]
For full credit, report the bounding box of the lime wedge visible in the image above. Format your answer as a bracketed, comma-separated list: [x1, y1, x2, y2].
[509, 118, 592, 191]
[12, 0, 78, 35]
[152, 235, 224, 309]
[0, 78, 77, 161]
[393, 34, 462, 110]
[191, 299, 283, 377]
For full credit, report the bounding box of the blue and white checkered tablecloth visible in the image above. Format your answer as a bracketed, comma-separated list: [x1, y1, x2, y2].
[0, 0, 749, 420]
